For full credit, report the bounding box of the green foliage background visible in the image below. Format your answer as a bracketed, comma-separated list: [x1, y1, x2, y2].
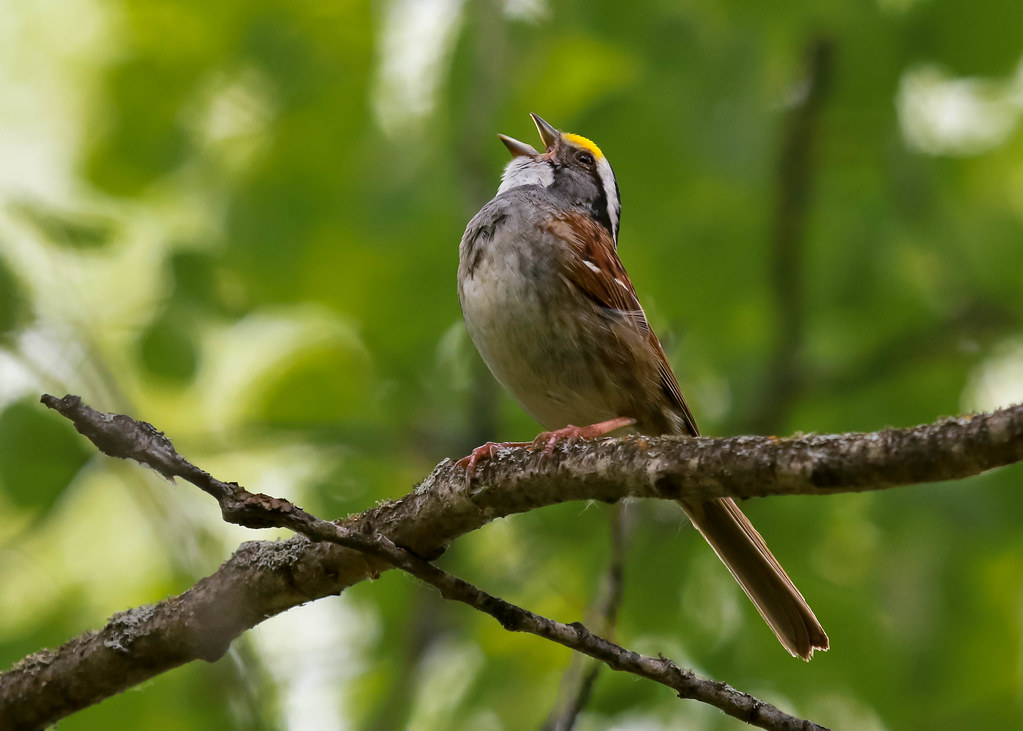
[2, 1, 1022, 729]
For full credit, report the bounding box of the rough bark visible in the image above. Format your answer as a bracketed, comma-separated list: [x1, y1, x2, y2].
[1, 395, 1020, 730]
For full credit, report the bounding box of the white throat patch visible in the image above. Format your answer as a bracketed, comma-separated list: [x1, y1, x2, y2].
[498, 157, 554, 194]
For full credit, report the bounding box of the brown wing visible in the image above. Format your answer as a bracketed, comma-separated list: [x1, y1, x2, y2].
[543, 212, 700, 437]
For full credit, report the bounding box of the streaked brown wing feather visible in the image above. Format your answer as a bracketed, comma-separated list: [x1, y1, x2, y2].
[543, 212, 700, 436]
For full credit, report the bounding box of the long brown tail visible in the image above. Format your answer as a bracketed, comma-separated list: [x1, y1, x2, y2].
[680, 497, 829, 660]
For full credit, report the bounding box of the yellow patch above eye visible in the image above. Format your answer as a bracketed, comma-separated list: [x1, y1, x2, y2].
[562, 133, 604, 159]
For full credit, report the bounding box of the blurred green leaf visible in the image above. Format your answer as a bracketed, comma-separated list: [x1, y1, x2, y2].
[910, 0, 1023, 76]
[138, 313, 200, 383]
[169, 250, 229, 313]
[254, 337, 376, 429]
[7, 201, 117, 250]
[0, 254, 22, 336]
[0, 398, 92, 513]
[85, 56, 194, 195]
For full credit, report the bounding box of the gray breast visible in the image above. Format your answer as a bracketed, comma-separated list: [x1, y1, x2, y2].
[458, 189, 623, 429]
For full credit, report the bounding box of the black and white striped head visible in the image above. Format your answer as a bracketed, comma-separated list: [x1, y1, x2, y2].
[497, 114, 622, 245]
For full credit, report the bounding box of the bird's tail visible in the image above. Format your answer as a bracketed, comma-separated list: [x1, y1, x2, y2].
[680, 497, 829, 660]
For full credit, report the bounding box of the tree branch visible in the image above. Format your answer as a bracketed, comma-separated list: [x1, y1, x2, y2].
[2, 395, 828, 730]
[3, 395, 1021, 729]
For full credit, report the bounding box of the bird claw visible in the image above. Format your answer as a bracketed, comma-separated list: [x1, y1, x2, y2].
[529, 416, 636, 455]
[456, 417, 635, 489]
[455, 441, 530, 488]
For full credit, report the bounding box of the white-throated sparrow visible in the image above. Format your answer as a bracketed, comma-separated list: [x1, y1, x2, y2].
[456, 113, 828, 660]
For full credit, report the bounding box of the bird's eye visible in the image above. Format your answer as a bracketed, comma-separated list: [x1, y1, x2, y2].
[576, 151, 595, 166]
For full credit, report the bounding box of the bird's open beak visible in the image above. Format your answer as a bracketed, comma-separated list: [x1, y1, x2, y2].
[498, 113, 561, 158]
[498, 134, 539, 158]
[530, 113, 560, 151]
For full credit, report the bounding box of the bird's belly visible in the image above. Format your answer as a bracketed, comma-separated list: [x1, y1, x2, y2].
[460, 253, 619, 430]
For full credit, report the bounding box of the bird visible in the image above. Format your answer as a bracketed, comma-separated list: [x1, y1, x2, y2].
[456, 113, 828, 660]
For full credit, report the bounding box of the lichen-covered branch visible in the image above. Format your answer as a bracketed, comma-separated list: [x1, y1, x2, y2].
[2, 395, 1021, 730]
[1, 395, 825, 730]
